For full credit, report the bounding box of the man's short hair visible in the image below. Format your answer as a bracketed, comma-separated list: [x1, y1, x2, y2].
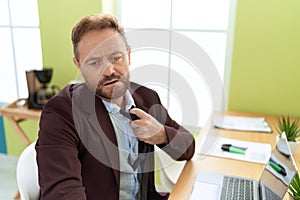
[71, 13, 128, 62]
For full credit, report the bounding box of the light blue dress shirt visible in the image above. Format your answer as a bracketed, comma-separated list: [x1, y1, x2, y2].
[102, 90, 140, 199]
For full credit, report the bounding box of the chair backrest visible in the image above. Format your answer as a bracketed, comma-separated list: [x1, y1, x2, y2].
[155, 146, 186, 192]
[16, 141, 40, 200]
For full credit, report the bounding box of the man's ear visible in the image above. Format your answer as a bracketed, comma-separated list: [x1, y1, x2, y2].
[73, 57, 80, 69]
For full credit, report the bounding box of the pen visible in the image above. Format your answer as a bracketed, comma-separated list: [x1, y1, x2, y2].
[269, 158, 287, 176]
[231, 145, 248, 151]
[221, 144, 246, 154]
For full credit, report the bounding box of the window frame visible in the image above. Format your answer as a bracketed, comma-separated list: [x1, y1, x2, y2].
[0, 0, 43, 103]
[108, 0, 238, 127]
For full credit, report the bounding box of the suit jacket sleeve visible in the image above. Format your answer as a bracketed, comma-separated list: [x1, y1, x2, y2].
[35, 92, 87, 200]
[156, 97, 195, 161]
[133, 84, 195, 161]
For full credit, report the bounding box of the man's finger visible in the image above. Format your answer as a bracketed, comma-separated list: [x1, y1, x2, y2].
[129, 108, 148, 119]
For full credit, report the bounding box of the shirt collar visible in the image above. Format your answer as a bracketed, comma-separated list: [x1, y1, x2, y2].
[102, 90, 136, 114]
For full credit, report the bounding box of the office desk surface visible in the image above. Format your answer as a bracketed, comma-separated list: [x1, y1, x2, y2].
[0, 99, 41, 146]
[0, 99, 41, 120]
[169, 111, 295, 200]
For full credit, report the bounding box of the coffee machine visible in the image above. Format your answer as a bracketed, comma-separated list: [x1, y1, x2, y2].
[26, 69, 59, 109]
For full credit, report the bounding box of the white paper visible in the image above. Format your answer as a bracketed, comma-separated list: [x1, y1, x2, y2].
[199, 137, 272, 164]
[213, 115, 272, 133]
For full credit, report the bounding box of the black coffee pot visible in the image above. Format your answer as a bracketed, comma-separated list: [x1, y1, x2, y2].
[26, 69, 59, 109]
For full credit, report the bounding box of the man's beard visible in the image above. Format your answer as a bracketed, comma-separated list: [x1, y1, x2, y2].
[95, 73, 130, 100]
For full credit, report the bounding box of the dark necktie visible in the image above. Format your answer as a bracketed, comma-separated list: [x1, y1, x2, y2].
[119, 105, 139, 121]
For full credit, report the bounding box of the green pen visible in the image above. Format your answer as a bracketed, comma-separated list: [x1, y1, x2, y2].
[221, 144, 246, 154]
[269, 159, 287, 176]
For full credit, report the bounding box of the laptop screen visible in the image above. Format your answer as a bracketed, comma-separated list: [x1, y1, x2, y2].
[259, 133, 297, 198]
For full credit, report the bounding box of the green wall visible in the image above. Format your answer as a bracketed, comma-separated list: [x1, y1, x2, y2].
[38, 0, 102, 88]
[5, 0, 102, 156]
[4, 119, 39, 156]
[228, 0, 300, 117]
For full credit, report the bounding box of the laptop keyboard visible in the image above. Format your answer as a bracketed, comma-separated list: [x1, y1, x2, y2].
[264, 185, 281, 200]
[220, 176, 254, 200]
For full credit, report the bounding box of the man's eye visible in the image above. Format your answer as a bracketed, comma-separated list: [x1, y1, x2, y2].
[111, 55, 123, 63]
[88, 60, 100, 67]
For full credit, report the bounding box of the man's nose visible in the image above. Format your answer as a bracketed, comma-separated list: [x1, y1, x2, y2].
[102, 62, 115, 76]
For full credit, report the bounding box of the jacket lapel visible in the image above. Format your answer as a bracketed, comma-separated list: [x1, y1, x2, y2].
[72, 84, 120, 189]
[94, 98, 120, 188]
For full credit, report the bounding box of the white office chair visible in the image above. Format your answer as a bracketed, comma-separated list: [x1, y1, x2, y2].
[155, 146, 186, 192]
[16, 141, 40, 200]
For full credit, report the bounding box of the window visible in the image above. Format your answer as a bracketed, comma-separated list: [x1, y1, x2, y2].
[0, 0, 43, 103]
[117, 0, 236, 127]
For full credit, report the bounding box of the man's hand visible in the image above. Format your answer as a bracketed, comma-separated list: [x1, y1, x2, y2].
[130, 108, 168, 145]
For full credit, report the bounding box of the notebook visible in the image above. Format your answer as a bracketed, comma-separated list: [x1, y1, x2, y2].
[190, 133, 297, 200]
[213, 115, 272, 133]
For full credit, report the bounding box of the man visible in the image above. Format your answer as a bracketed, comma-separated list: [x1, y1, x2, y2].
[36, 13, 195, 200]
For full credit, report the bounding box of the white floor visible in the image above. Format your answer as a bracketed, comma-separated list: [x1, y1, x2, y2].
[0, 154, 19, 200]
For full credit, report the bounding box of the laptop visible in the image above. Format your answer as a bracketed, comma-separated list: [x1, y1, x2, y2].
[190, 133, 297, 200]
